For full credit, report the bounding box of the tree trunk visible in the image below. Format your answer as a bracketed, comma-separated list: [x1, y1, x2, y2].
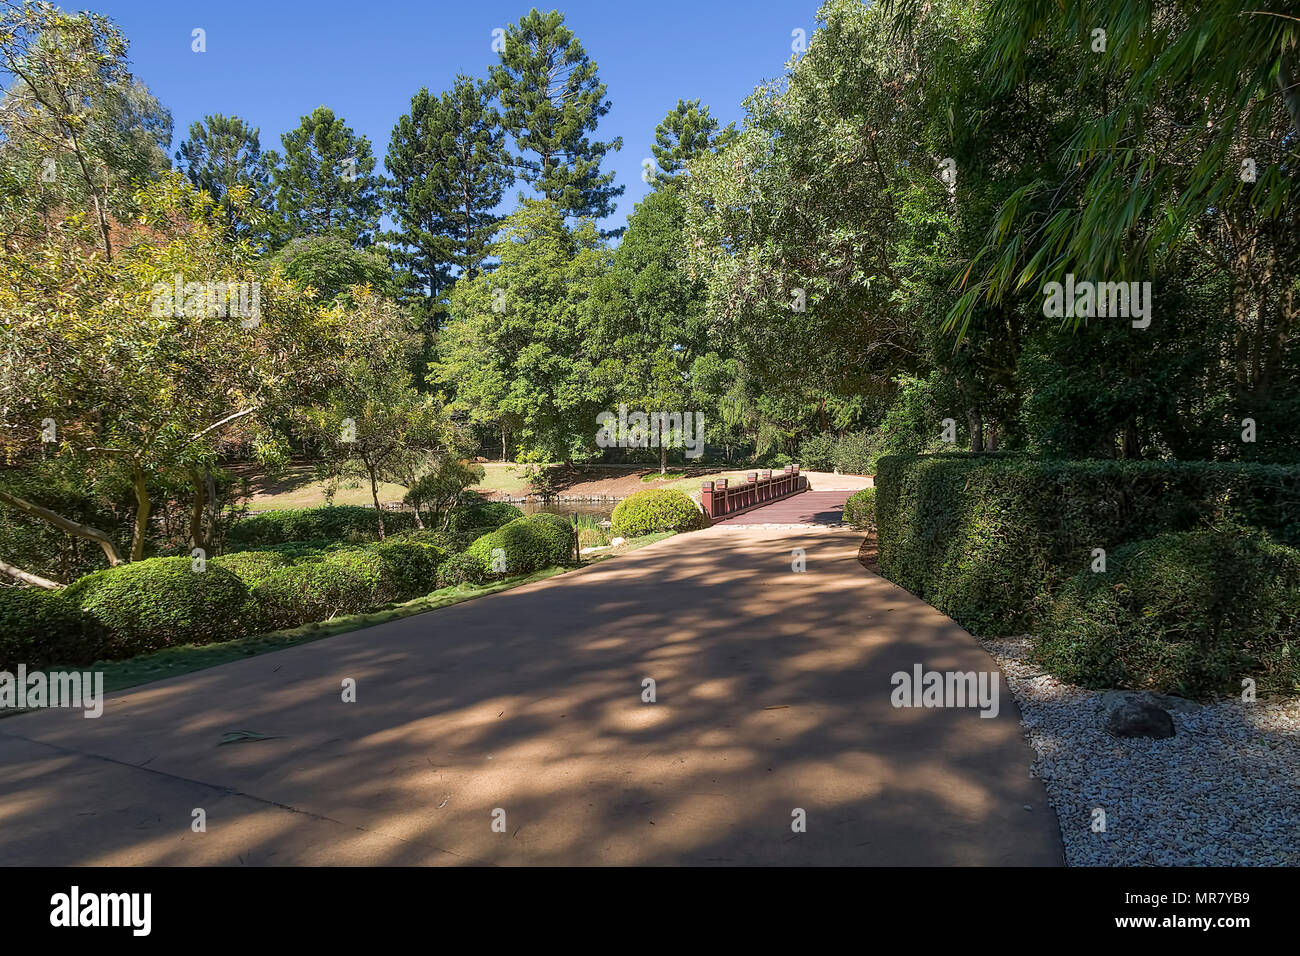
[131, 465, 151, 562]
[189, 469, 208, 553]
[660, 444, 667, 474]
[502, 424, 507, 461]
[368, 464, 386, 541]
[412, 506, 425, 530]
[0, 489, 122, 566]
[0, 557, 63, 589]
[967, 408, 984, 452]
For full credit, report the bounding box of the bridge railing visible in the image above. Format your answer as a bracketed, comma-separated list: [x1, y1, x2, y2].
[700, 464, 807, 520]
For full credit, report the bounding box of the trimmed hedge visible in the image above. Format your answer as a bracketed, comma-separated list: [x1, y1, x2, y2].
[448, 501, 523, 534]
[65, 557, 258, 657]
[611, 489, 704, 537]
[1036, 528, 1300, 698]
[875, 454, 1300, 636]
[226, 506, 417, 548]
[210, 549, 292, 587]
[369, 541, 446, 600]
[464, 514, 573, 576]
[435, 551, 488, 588]
[250, 548, 398, 630]
[0, 587, 106, 671]
[842, 486, 876, 529]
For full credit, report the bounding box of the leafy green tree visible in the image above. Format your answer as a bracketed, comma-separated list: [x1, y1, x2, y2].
[271, 106, 380, 247]
[304, 290, 452, 540]
[270, 235, 397, 302]
[404, 457, 485, 530]
[384, 76, 511, 326]
[490, 8, 623, 227]
[175, 113, 273, 237]
[0, 1, 172, 260]
[592, 185, 709, 471]
[650, 98, 735, 181]
[1, 174, 346, 563]
[434, 200, 608, 462]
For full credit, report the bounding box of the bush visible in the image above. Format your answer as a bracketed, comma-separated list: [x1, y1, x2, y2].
[250, 548, 398, 630]
[435, 551, 488, 589]
[391, 528, 478, 553]
[875, 454, 1300, 637]
[1037, 528, 1300, 698]
[464, 514, 573, 577]
[368, 540, 445, 600]
[210, 550, 292, 587]
[226, 506, 417, 548]
[610, 490, 704, 537]
[833, 430, 877, 475]
[65, 557, 258, 657]
[799, 433, 838, 471]
[447, 500, 522, 534]
[0, 587, 107, 671]
[842, 486, 876, 529]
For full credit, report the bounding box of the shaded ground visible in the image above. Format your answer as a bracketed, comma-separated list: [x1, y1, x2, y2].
[0, 525, 1060, 866]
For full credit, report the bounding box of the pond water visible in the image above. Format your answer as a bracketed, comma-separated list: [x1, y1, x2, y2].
[517, 500, 615, 521]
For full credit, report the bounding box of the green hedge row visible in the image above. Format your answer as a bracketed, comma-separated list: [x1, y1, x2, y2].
[5, 535, 486, 669]
[875, 454, 1300, 636]
[226, 506, 419, 548]
[610, 489, 705, 537]
[0, 587, 107, 672]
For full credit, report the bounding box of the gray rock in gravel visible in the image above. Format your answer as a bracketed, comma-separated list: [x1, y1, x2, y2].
[1104, 697, 1176, 738]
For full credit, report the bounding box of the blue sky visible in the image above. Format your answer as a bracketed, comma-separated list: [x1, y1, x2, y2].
[91, 0, 824, 231]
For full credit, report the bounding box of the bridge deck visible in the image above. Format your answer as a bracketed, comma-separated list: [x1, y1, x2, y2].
[711, 490, 852, 526]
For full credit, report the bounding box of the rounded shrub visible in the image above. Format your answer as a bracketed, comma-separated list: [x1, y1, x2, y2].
[435, 551, 488, 589]
[1036, 527, 1300, 698]
[0, 587, 107, 670]
[65, 557, 257, 656]
[464, 514, 573, 577]
[610, 489, 704, 538]
[250, 547, 399, 630]
[842, 486, 876, 530]
[368, 541, 446, 599]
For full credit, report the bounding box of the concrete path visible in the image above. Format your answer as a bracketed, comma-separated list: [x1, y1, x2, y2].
[0, 528, 1063, 866]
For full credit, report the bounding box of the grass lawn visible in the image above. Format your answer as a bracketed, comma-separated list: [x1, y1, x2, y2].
[235, 463, 410, 512]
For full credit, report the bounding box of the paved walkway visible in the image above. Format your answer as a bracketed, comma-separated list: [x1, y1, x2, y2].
[0, 528, 1063, 866]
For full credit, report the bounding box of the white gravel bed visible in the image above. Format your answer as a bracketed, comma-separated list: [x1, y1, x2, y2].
[983, 635, 1300, 866]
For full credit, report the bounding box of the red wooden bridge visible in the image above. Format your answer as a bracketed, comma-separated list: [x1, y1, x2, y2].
[700, 465, 853, 526]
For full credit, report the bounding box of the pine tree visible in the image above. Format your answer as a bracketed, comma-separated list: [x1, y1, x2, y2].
[271, 106, 380, 247]
[489, 9, 623, 227]
[384, 76, 511, 326]
[650, 99, 735, 181]
[175, 114, 273, 236]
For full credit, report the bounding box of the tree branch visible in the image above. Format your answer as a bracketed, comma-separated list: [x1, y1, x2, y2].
[0, 489, 123, 566]
[0, 557, 63, 590]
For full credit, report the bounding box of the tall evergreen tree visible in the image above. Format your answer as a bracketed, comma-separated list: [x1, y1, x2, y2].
[384, 76, 511, 326]
[175, 113, 273, 236]
[270, 106, 380, 247]
[650, 98, 735, 181]
[489, 8, 623, 227]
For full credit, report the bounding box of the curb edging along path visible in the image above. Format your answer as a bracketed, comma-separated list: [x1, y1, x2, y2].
[0, 525, 1062, 866]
